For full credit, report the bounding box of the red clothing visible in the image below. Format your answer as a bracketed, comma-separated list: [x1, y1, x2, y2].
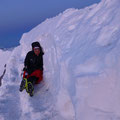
[23, 70, 43, 84]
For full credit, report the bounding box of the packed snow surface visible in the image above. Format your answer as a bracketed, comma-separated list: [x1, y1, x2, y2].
[0, 49, 11, 74]
[0, 0, 120, 120]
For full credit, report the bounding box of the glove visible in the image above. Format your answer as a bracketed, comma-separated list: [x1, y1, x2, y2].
[23, 71, 28, 78]
[25, 72, 28, 76]
[23, 66, 27, 71]
[22, 66, 28, 78]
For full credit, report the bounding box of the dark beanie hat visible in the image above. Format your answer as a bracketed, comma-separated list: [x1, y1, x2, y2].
[32, 42, 41, 49]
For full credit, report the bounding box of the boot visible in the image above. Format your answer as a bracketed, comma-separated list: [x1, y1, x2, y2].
[27, 82, 34, 97]
[19, 78, 26, 92]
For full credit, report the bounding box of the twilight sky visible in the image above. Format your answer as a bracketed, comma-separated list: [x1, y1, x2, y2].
[0, 0, 100, 48]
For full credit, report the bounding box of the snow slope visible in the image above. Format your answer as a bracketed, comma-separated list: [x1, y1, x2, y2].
[0, 49, 11, 75]
[0, 0, 120, 120]
[0, 49, 11, 86]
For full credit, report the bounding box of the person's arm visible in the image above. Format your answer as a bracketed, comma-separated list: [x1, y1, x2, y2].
[23, 52, 30, 71]
[39, 55, 44, 71]
[40, 47, 44, 70]
[41, 55, 43, 71]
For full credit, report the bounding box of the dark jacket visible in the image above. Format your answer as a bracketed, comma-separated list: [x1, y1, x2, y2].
[24, 50, 44, 74]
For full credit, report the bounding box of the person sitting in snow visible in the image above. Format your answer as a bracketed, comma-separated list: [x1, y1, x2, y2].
[19, 41, 44, 97]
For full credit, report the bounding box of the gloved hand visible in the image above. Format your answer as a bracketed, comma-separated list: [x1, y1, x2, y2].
[25, 72, 28, 76]
[23, 66, 27, 71]
[22, 66, 29, 78]
[23, 71, 28, 78]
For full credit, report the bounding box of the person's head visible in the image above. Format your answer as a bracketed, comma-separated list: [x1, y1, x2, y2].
[32, 41, 44, 56]
[32, 42, 41, 56]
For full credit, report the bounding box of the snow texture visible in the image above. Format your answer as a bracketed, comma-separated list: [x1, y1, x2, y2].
[0, 0, 120, 119]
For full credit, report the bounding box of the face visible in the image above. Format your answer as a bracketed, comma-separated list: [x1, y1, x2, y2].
[34, 48, 40, 56]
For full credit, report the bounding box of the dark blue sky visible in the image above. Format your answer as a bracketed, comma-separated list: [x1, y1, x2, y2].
[0, 0, 100, 48]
